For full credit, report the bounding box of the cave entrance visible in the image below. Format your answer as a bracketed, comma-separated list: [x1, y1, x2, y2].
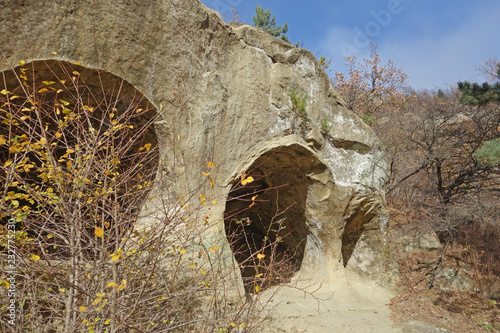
[224, 144, 327, 292]
[0, 60, 158, 259]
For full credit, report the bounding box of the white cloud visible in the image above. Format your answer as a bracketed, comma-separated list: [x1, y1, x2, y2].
[318, 3, 500, 90]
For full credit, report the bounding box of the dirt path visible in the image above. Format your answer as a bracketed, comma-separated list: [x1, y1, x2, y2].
[262, 275, 402, 332]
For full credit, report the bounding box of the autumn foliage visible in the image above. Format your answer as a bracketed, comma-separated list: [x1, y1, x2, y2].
[334, 46, 500, 330]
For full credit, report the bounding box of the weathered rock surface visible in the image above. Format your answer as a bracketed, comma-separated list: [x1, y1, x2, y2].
[398, 232, 442, 252]
[1, 0, 398, 326]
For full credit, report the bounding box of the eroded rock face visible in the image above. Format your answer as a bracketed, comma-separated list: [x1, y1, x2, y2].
[0, 0, 397, 290]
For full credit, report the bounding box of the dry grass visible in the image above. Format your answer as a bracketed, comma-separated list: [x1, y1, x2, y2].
[389, 200, 500, 332]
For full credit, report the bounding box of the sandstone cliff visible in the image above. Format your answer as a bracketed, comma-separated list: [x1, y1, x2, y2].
[0, 0, 398, 296]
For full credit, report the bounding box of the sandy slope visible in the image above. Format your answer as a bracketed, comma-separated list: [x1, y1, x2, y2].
[261, 275, 402, 333]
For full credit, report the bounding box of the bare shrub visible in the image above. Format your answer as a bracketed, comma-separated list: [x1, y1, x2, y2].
[223, 8, 245, 27]
[0, 58, 317, 332]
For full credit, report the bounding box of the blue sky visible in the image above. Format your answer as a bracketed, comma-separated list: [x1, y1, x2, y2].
[201, 0, 500, 90]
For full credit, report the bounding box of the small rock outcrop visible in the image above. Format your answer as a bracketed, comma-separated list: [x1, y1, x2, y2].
[0, 0, 398, 293]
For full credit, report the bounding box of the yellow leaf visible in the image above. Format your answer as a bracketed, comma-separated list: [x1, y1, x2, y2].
[1, 89, 8, 95]
[72, 71, 80, 76]
[207, 161, 215, 168]
[66, 148, 75, 154]
[179, 249, 187, 255]
[104, 319, 111, 325]
[210, 177, 214, 188]
[104, 221, 110, 228]
[79, 306, 86, 312]
[110, 249, 123, 261]
[231, 322, 236, 327]
[255, 273, 263, 278]
[257, 253, 265, 260]
[92, 298, 102, 306]
[73, 62, 81, 66]
[115, 279, 127, 291]
[37, 137, 47, 145]
[241, 176, 254, 186]
[255, 285, 260, 292]
[199, 193, 206, 206]
[249, 194, 258, 208]
[212, 199, 217, 205]
[0, 135, 6, 145]
[31, 254, 40, 261]
[106, 282, 118, 289]
[38, 88, 49, 93]
[210, 246, 219, 252]
[202, 171, 210, 176]
[0, 280, 10, 289]
[19, 60, 25, 66]
[52, 51, 58, 55]
[94, 227, 104, 238]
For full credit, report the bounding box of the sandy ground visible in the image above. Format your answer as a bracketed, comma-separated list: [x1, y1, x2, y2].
[261, 274, 402, 333]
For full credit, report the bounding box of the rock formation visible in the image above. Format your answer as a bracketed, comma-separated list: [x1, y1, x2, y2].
[0, 0, 398, 295]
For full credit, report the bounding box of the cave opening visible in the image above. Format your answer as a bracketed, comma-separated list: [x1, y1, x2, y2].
[224, 144, 327, 292]
[0, 60, 159, 259]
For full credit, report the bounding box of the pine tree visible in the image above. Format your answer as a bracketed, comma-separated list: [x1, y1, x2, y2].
[253, 5, 290, 43]
[458, 61, 500, 167]
[458, 62, 500, 106]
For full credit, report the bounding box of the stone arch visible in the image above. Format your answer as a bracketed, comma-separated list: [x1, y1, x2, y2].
[0, 59, 159, 256]
[224, 142, 332, 292]
[0, 59, 156, 130]
[0, 59, 158, 171]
